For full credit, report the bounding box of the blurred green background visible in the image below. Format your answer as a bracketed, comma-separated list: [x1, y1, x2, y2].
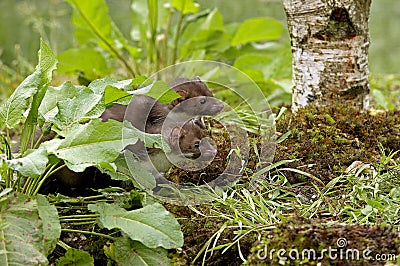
[0, 0, 398, 74]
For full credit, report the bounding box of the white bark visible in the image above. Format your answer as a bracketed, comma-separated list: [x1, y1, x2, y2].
[282, 0, 371, 111]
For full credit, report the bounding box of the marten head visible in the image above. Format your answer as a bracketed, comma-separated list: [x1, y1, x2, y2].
[169, 77, 214, 108]
[169, 119, 217, 160]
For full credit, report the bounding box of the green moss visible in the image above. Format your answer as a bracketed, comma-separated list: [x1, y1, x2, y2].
[247, 217, 400, 265]
[275, 104, 400, 184]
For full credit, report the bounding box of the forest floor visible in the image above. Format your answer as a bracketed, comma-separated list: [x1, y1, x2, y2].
[166, 104, 400, 265]
[50, 104, 400, 265]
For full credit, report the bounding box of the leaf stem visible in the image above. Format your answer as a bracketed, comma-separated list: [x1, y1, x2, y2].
[161, 9, 174, 68]
[172, 11, 185, 64]
[71, 0, 136, 77]
[62, 228, 116, 240]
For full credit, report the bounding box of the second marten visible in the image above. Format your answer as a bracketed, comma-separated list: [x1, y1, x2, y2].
[101, 77, 224, 133]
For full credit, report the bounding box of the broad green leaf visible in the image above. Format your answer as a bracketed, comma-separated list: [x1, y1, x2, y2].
[37, 194, 61, 256]
[130, 75, 148, 86]
[52, 88, 103, 129]
[123, 149, 156, 189]
[55, 119, 131, 167]
[0, 39, 57, 130]
[39, 81, 85, 121]
[56, 248, 94, 266]
[66, 0, 113, 49]
[0, 193, 61, 265]
[40, 78, 130, 128]
[88, 77, 132, 95]
[171, 0, 200, 14]
[132, 81, 180, 104]
[123, 121, 168, 152]
[234, 54, 272, 81]
[6, 146, 48, 178]
[57, 48, 109, 80]
[231, 17, 283, 46]
[105, 80, 180, 105]
[53, 119, 167, 172]
[179, 9, 225, 58]
[99, 153, 134, 182]
[114, 237, 169, 266]
[234, 54, 272, 73]
[104, 86, 130, 105]
[89, 203, 183, 249]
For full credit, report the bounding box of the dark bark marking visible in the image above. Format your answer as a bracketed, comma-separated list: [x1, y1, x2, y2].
[313, 7, 357, 41]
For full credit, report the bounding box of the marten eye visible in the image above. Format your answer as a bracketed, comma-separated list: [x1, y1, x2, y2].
[194, 141, 200, 148]
[199, 98, 206, 104]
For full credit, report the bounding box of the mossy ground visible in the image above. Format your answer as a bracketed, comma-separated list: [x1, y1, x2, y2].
[167, 104, 400, 265]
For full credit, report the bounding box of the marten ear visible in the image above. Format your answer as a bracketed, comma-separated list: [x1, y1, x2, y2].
[170, 90, 188, 107]
[169, 126, 184, 148]
[193, 76, 201, 82]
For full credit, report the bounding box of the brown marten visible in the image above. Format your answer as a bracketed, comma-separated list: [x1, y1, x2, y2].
[138, 119, 217, 174]
[101, 77, 224, 133]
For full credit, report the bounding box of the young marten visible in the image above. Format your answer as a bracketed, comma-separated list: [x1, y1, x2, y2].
[101, 77, 224, 133]
[140, 119, 217, 174]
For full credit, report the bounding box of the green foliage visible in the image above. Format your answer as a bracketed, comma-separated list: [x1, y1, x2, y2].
[112, 237, 170, 266]
[0, 192, 60, 265]
[89, 202, 184, 249]
[56, 248, 94, 266]
[5, 146, 48, 178]
[0, 40, 57, 153]
[59, 0, 292, 104]
[0, 40, 185, 264]
[370, 74, 400, 111]
[231, 17, 283, 46]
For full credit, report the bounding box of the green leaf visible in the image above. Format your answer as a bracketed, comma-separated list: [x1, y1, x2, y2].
[0, 193, 61, 265]
[88, 77, 131, 95]
[123, 121, 167, 152]
[130, 75, 148, 86]
[52, 88, 102, 129]
[179, 9, 225, 58]
[104, 86, 130, 105]
[231, 17, 283, 46]
[57, 48, 109, 80]
[98, 153, 132, 182]
[114, 237, 169, 266]
[132, 81, 180, 104]
[66, 0, 113, 49]
[89, 202, 183, 249]
[66, 0, 136, 75]
[37, 194, 61, 256]
[171, 0, 200, 14]
[0, 39, 57, 130]
[39, 81, 84, 121]
[123, 149, 156, 189]
[6, 146, 48, 178]
[54, 119, 131, 168]
[56, 248, 94, 266]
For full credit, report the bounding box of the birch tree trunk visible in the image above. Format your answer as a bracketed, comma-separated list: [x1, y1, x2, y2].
[282, 0, 371, 111]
